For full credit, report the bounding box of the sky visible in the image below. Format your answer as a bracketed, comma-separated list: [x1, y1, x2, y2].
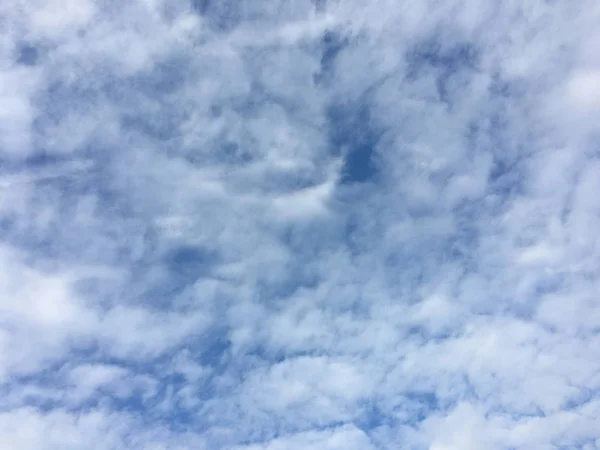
[1, 1, 600, 449]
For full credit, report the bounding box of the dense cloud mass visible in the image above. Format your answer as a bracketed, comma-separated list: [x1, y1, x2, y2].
[1, 1, 600, 449]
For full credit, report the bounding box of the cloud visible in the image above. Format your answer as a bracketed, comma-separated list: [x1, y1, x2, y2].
[1, 0, 600, 449]
[231, 424, 375, 450]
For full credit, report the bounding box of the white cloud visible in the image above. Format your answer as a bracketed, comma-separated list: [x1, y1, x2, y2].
[0, 67, 42, 157]
[231, 424, 375, 450]
[1, 0, 600, 448]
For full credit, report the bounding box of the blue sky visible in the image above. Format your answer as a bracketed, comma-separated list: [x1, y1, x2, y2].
[1, 1, 600, 449]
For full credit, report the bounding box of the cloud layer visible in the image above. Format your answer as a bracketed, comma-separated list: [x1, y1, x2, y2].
[1, 0, 600, 449]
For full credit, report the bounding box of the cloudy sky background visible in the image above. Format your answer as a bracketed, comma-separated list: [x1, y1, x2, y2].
[1, 0, 600, 448]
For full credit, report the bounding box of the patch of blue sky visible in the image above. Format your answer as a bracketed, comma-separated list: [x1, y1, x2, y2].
[15, 43, 40, 67]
